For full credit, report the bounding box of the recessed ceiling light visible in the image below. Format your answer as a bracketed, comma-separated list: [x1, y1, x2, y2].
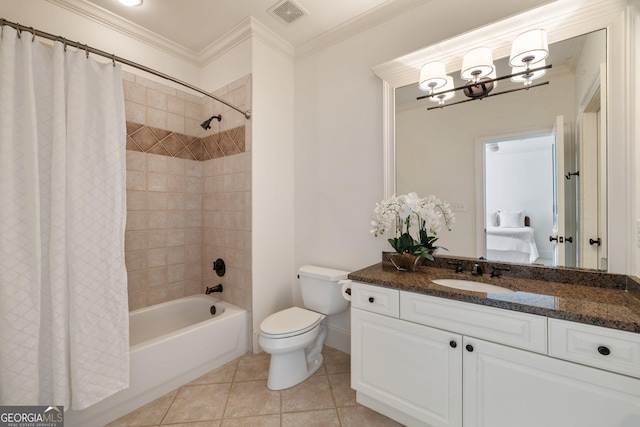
[118, 0, 143, 6]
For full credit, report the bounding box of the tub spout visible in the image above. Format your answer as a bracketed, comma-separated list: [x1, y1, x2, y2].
[206, 284, 223, 294]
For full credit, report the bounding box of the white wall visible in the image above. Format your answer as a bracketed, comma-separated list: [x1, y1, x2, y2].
[250, 37, 295, 352]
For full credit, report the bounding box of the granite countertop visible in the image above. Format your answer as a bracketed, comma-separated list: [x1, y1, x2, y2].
[348, 261, 640, 334]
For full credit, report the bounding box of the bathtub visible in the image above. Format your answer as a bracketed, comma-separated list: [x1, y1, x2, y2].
[65, 295, 247, 427]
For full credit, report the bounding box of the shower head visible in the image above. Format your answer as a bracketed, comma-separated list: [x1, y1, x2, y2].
[200, 115, 222, 130]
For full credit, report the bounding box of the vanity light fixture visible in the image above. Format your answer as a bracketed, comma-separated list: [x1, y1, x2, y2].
[511, 59, 547, 86]
[118, 0, 143, 6]
[428, 76, 455, 105]
[509, 29, 549, 68]
[419, 61, 448, 94]
[461, 47, 494, 83]
[417, 29, 551, 109]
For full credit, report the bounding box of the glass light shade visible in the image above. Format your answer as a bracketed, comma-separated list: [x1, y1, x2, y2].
[429, 76, 455, 105]
[511, 59, 547, 85]
[509, 29, 549, 67]
[119, 0, 143, 6]
[419, 62, 448, 93]
[461, 47, 494, 81]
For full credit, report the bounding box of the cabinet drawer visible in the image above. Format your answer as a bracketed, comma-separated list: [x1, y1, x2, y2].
[400, 292, 547, 353]
[351, 282, 399, 317]
[548, 318, 640, 378]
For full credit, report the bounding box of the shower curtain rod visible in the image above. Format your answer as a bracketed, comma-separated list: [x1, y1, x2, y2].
[0, 18, 252, 119]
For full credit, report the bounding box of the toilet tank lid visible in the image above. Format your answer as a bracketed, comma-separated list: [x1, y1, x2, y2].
[298, 265, 349, 281]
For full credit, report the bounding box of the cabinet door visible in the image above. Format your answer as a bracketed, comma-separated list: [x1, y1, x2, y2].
[352, 308, 462, 427]
[463, 337, 640, 427]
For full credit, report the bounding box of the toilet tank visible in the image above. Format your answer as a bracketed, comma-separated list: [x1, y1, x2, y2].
[298, 265, 350, 315]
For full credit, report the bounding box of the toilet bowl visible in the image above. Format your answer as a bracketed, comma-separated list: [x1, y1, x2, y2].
[259, 307, 327, 390]
[259, 265, 350, 390]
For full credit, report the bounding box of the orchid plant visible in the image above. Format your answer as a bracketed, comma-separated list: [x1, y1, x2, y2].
[371, 192, 455, 260]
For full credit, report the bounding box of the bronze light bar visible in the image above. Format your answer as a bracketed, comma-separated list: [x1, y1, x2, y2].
[426, 81, 549, 111]
[416, 63, 553, 103]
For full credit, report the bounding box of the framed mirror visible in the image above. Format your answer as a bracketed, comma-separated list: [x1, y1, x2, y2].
[395, 30, 606, 270]
[373, 0, 636, 274]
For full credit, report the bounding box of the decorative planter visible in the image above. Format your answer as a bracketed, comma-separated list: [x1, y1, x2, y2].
[389, 253, 424, 271]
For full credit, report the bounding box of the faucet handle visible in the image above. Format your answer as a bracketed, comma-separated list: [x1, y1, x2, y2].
[490, 266, 510, 278]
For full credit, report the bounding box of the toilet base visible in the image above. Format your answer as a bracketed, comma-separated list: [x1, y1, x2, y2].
[266, 348, 324, 390]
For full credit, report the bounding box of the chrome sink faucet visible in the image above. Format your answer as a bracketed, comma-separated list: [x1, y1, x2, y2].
[471, 263, 483, 276]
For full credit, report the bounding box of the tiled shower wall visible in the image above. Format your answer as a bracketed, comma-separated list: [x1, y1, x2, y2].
[122, 71, 252, 315]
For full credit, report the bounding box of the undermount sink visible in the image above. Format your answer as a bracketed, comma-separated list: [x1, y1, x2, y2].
[431, 278, 514, 294]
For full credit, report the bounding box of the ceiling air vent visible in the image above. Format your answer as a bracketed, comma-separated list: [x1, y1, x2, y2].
[269, 0, 307, 24]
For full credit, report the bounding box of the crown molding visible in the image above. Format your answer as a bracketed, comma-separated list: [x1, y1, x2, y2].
[373, 0, 628, 88]
[198, 16, 294, 67]
[46, 0, 201, 65]
[295, 0, 429, 59]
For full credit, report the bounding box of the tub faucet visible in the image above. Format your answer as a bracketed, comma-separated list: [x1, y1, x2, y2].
[206, 284, 223, 294]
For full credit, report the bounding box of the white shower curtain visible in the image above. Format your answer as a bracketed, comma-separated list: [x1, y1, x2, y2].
[0, 27, 129, 410]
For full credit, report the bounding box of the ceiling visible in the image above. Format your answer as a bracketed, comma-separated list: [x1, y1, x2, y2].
[72, 0, 428, 56]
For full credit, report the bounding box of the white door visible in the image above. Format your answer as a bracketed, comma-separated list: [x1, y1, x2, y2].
[351, 308, 463, 427]
[463, 337, 640, 427]
[551, 115, 565, 266]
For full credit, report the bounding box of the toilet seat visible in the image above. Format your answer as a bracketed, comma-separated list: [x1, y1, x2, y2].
[260, 307, 324, 338]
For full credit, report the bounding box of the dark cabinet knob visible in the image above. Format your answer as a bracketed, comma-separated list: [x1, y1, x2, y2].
[450, 341, 457, 348]
[597, 346, 611, 356]
[549, 235, 558, 242]
[565, 236, 573, 243]
[590, 238, 602, 246]
[466, 344, 474, 352]
[368, 297, 374, 303]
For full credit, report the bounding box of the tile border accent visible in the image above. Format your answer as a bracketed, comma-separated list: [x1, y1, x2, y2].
[126, 121, 246, 161]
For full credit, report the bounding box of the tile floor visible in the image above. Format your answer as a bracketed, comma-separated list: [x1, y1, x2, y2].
[107, 347, 403, 427]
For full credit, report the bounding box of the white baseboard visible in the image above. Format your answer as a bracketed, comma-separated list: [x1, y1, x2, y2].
[325, 324, 351, 354]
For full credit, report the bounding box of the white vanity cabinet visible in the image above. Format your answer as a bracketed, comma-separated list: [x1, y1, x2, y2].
[350, 281, 640, 427]
[463, 336, 640, 427]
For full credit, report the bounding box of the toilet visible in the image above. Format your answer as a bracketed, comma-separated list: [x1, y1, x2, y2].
[259, 265, 350, 390]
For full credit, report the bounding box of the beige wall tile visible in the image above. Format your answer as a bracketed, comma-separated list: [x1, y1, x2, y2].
[167, 229, 185, 247]
[166, 94, 185, 115]
[126, 211, 148, 231]
[166, 113, 185, 134]
[147, 153, 168, 173]
[146, 107, 167, 130]
[146, 88, 167, 112]
[126, 151, 147, 171]
[125, 231, 147, 251]
[148, 192, 167, 210]
[167, 157, 185, 175]
[148, 248, 167, 268]
[127, 191, 147, 211]
[123, 80, 146, 104]
[127, 171, 147, 191]
[147, 173, 167, 192]
[147, 230, 167, 249]
[148, 267, 167, 287]
[125, 101, 146, 124]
